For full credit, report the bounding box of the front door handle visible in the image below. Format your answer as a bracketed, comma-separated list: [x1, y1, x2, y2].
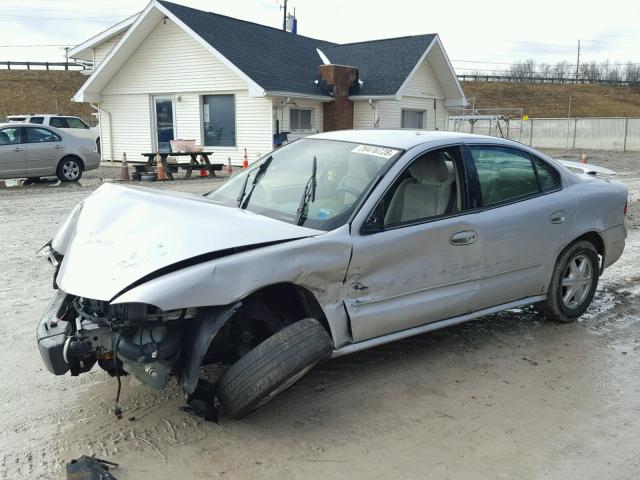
[450, 230, 478, 246]
[550, 210, 566, 224]
[54, 145, 64, 149]
[14, 147, 24, 152]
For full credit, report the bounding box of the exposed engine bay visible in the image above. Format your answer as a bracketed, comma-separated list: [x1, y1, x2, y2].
[38, 291, 197, 390]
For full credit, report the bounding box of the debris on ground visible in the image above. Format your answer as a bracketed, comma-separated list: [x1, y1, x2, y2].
[66, 455, 118, 480]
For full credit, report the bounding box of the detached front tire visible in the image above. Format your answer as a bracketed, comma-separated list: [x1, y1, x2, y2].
[216, 318, 333, 419]
[536, 240, 600, 322]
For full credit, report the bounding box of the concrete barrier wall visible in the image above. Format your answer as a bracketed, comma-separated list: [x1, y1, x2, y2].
[449, 117, 640, 152]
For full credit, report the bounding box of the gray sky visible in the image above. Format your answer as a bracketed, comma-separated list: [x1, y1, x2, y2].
[1, 0, 639, 73]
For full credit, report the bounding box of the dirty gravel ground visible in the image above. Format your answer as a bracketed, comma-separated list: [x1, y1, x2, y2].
[0, 150, 639, 480]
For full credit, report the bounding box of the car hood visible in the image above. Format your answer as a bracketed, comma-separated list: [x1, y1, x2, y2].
[54, 183, 323, 302]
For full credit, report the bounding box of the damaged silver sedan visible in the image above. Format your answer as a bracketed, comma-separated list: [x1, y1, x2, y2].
[37, 130, 628, 418]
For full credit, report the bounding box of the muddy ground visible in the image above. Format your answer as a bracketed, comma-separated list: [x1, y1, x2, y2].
[0, 150, 639, 479]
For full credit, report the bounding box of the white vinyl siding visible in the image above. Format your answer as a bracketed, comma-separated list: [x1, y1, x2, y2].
[354, 97, 447, 131]
[353, 102, 375, 129]
[100, 94, 151, 161]
[176, 93, 273, 165]
[403, 58, 445, 98]
[96, 18, 273, 165]
[353, 56, 449, 132]
[102, 20, 245, 95]
[101, 91, 272, 165]
[93, 33, 124, 67]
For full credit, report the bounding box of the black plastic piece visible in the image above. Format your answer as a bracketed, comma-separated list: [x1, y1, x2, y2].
[66, 455, 118, 479]
[36, 291, 73, 375]
[179, 303, 241, 395]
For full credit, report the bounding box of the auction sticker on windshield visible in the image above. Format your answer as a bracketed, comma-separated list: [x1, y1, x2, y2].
[351, 144, 399, 159]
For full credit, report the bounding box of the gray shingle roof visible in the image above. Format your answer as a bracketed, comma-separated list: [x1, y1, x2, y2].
[323, 35, 436, 96]
[158, 1, 435, 97]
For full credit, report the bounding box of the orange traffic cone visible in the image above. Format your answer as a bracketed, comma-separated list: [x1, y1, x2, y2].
[156, 152, 167, 181]
[119, 152, 130, 181]
[225, 157, 233, 174]
[199, 166, 209, 177]
[580, 153, 588, 164]
[242, 148, 249, 169]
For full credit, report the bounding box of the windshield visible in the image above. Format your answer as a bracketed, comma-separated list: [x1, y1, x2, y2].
[207, 138, 401, 231]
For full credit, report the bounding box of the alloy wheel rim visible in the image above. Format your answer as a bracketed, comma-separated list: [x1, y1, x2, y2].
[561, 253, 593, 309]
[63, 161, 80, 180]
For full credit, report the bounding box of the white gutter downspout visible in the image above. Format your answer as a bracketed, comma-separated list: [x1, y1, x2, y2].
[368, 98, 378, 128]
[90, 103, 113, 161]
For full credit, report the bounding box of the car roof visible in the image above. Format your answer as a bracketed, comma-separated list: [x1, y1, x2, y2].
[309, 129, 507, 150]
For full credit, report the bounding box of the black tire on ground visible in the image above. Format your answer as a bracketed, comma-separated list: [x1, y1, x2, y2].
[216, 318, 333, 419]
[536, 240, 600, 323]
[56, 156, 83, 182]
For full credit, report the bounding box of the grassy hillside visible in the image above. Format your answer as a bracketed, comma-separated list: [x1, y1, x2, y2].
[0, 70, 93, 123]
[461, 81, 640, 118]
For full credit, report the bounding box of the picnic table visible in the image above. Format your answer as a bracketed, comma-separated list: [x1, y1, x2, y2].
[139, 152, 223, 179]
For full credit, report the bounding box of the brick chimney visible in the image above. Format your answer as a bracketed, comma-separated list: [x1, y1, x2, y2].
[318, 64, 359, 132]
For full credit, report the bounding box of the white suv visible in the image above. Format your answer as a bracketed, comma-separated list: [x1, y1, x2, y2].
[8, 115, 100, 153]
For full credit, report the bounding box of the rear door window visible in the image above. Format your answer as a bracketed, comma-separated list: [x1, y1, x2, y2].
[26, 128, 61, 143]
[49, 117, 69, 128]
[469, 146, 539, 206]
[66, 117, 89, 129]
[532, 157, 561, 191]
[0, 127, 23, 145]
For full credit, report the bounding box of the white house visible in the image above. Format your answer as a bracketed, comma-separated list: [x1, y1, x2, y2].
[70, 0, 466, 164]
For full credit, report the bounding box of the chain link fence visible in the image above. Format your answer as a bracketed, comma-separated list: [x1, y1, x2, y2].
[449, 117, 640, 152]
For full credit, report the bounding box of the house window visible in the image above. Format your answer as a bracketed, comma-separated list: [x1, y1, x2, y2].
[290, 108, 313, 131]
[202, 95, 236, 147]
[401, 109, 425, 129]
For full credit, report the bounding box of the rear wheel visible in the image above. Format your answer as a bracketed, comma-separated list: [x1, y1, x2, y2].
[216, 318, 333, 419]
[56, 157, 83, 182]
[536, 240, 599, 322]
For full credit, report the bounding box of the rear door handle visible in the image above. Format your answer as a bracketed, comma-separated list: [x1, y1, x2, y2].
[14, 147, 24, 152]
[54, 145, 64, 149]
[450, 230, 478, 246]
[550, 210, 566, 224]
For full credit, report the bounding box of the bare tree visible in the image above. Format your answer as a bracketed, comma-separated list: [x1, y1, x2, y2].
[579, 61, 602, 82]
[537, 62, 552, 79]
[552, 61, 571, 79]
[624, 62, 640, 83]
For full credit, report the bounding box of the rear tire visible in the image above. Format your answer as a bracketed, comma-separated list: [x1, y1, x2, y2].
[56, 157, 83, 182]
[216, 318, 333, 419]
[536, 240, 599, 322]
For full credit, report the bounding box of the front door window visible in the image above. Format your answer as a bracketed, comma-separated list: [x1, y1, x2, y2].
[153, 96, 175, 152]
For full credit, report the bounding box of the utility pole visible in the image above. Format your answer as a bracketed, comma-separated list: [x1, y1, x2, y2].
[575, 39, 581, 81]
[281, 0, 288, 31]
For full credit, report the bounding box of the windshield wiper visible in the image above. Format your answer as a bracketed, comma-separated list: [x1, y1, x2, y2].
[240, 155, 272, 209]
[295, 156, 317, 226]
[236, 173, 251, 207]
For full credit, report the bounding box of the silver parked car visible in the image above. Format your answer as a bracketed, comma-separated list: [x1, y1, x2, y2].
[0, 123, 100, 182]
[36, 130, 627, 418]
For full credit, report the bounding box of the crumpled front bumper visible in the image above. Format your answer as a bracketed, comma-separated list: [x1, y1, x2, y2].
[36, 290, 73, 375]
